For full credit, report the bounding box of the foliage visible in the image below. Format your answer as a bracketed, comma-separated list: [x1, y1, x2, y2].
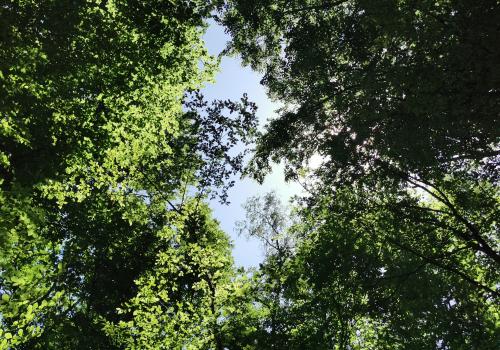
[218, 1, 500, 348]
[104, 202, 243, 349]
[236, 191, 296, 257]
[238, 191, 499, 349]
[0, 192, 66, 348]
[219, 0, 500, 184]
[289, 186, 499, 348]
[1, 0, 499, 349]
[0, 0, 257, 348]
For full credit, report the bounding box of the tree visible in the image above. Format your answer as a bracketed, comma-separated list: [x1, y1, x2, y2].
[288, 186, 498, 348]
[218, 1, 500, 348]
[219, 0, 499, 288]
[103, 202, 237, 349]
[236, 192, 297, 349]
[0, 1, 257, 348]
[238, 189, 499, 349]
[219, 0, 499, 184]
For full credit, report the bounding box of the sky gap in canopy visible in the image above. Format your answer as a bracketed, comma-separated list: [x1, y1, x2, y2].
[202, 21, 302, 268]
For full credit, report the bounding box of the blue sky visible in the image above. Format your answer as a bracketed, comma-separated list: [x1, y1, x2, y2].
[201, 21, 301, 268]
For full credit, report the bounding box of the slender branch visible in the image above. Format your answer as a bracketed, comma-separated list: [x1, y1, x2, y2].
[406, 204, 453, 216]
[407, 176, 500, 264]
[282, 0, 349, 16]
[386, 237, 499, 298]
[205, 275, 224, 350]
[443, 150, 500, 162]
[140, 170, 183, 215]
[180, 176, 189, 210]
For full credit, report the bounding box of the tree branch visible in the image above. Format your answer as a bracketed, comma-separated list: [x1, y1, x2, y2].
[282, 0, 349, 16]
[386, 237, 499, 299]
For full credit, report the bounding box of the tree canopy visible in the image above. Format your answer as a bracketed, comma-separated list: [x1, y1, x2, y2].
[220, 0, 499, 184]
[1, 0, 499, 349]
[0, 1, 256, 348]
[217, 0, 499, 348]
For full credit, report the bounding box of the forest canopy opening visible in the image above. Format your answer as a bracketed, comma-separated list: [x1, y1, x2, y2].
[0, 0, 498, 349]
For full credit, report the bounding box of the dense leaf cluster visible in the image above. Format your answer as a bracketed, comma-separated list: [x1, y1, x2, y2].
[221, 0, 499, 183]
